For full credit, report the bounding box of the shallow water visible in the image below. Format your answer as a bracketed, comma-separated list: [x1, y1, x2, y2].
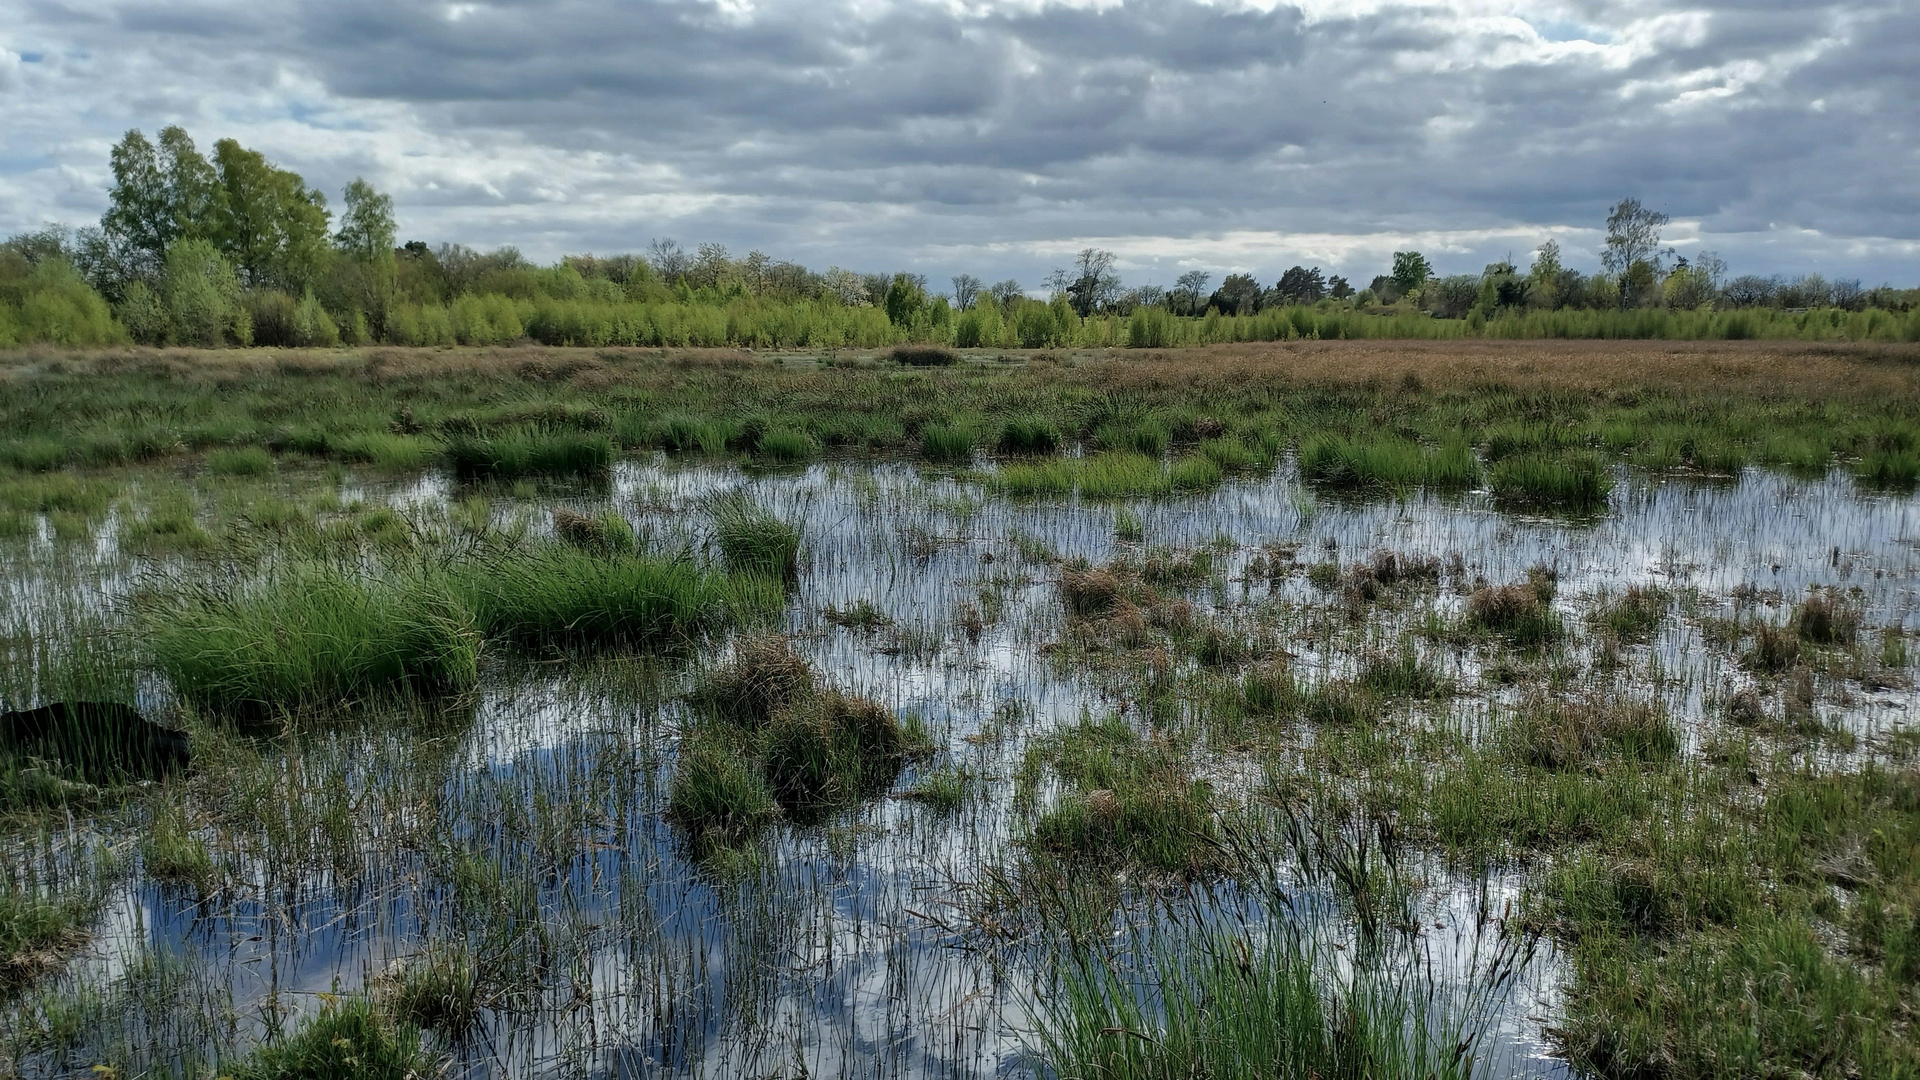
[5, 456, 1918, 1077]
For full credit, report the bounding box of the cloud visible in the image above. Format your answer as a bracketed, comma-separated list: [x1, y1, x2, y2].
[0, 0, 1913, 287]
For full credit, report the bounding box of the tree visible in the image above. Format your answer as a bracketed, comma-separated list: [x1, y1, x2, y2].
[1273, 265, 1327, 305]
[1390, 252, 1431, 296]
[209, 139, 330, 291]
[1328, 275, 1353, 301]
[335, 178, 396, 265]
[334, 178, 398, 334]
[1210, 273, 1262, 315]
[163, 238, 247, 346]
[102, 130, 171, 278]
[648, 238, 690, 282]
[1170, 270, 1212, 316]
[1059, 248, 1121, 317]
[1602, 198, 1671, 307]
[159, 127, 220, 243]
[883, 273, 928, 325]
[950, 274, 983, 311]
[989, 279, 1025, 308]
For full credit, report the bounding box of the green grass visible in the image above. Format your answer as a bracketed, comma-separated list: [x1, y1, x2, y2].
[374, 941, 484, 1033]
[443, 430, 613, 480]
[671, 636, 927, 845]
[205, 447, 274, 476]
[451, 542, 763, 653]
[918, 423, 976, 465]
[143, 559, 481, 717]
[998, 417, 1061, 456]
[753, 427, 816, 465]
[1036, 916, 1494, 1080]
[1489, 452, 1612, 510]
[226, 998, 434, 1080]
[995, 451, 1232, 498]
[0, 888, 91, 995]
[1018, 715, 1218, 875]
[1297, 435, 1477, 495]
[709, 491, 802, 583]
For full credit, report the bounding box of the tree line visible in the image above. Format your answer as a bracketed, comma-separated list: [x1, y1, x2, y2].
[0, 129, 1914, 349]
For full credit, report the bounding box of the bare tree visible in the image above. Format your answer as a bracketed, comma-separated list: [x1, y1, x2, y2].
[648, 238, 690, 281]
[950, 274, 983, 311]
[1061, 248, 1121, 317]
[988, 279, 1024, 307]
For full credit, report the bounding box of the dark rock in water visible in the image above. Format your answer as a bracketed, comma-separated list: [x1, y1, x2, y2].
[0, 702, 190, 782]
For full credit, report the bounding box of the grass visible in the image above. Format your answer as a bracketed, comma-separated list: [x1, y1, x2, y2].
[919, 423, 976, 465]
[452, 541, 769, 653]
[709, 490, 802, 582]
[0, 888, 91, 995]
[143, 559, 481, 718]
[206, 447, 274, 476]
[671, 635, 930, 846]
[226, 997, 433, 1080]
[998, 417, 1061, 456]
[995, 451, 1230, 498]
[1296, 434, 1477, 495]
[374, 941, 484, 1032]
[1018, 715, 1219, 876]
[443, 429, 612, 480]
[1489, 452, 1612, 511]
[891, 344, 958, 366]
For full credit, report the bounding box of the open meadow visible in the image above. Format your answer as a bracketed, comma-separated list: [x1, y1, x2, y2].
[1, 338, 1917, 1079]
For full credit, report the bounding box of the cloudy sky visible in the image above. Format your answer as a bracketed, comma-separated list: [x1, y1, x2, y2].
[2, 0, 1915, 290]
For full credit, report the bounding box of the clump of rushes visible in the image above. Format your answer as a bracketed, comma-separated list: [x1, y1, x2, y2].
[144, 560, 480, 719]
[998, 417, 1061, 456]
[891, 344, 958, 366]
[550, 507, 634, 554]
[709, 490, 802, 584]
[442, 429, 612, 480]
[374, 941, 485, 1033]
[918, 424, 976, 465]
[0, 887, 91, 993]
[1464, 568, 1560, 647]
[1489, 451, 1612, 511]
[452, 541, 763, 654]
[753, 428, 816, 465]
[1297, 434, 1476, 495]
[1793, 590, 1859, 645]
[1500, 692, 1679, 770]
[1592, 584, 1668, 643]
[1018, 715, 1218, 876]
[226, 997, 434, 1080]
[670, 635, 929, 847]
[206, 446, 274, 476]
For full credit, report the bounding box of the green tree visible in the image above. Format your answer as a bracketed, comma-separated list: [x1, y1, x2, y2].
[210, 139, 330, 291]
[158, 127, 220, 242]
[884, 273, 928, 325]
[1602, 198, 1671, 308]
[101, 130, 172, 280]
[1390, 251, 1432, 296]
[334, 178, 397, 336]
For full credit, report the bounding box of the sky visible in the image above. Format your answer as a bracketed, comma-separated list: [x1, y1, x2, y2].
[1, 0, 1915, 292]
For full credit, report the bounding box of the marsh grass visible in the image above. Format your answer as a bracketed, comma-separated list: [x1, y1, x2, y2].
[753, 428, 816, 465]
[374, 941, 485, 1033]
[443, 430, 612, 480]
[453, 542, 760, 653]
[1297, 435, 1477, 496]
[1018, 716, 1219, 875]
[226, 998, 434, 1080]
[709, 491, 802, 583]
[918, 423, 977, 465]
[0, 889, 91, 996]
[997, 418, 1061, 457]
[1489, 452, 1612, 511]
[995, 451, 1230, 498]
[671, 636, 929, 847]
[205, 447, 274, 477]
[144, 559, 481, 717]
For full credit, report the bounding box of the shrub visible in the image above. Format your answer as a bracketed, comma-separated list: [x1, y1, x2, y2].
[891, 344, 958, 366]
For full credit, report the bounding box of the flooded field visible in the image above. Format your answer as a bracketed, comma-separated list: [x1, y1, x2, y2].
[2, 446, 1916, 1078]
[2, 343, 1918, 1079]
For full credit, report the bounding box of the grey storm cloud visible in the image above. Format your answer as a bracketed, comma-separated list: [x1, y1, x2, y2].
[0, 0, 1915, 285]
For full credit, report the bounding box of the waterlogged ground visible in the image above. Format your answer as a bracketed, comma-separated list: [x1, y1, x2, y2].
[3, 453, 1919, 1078]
